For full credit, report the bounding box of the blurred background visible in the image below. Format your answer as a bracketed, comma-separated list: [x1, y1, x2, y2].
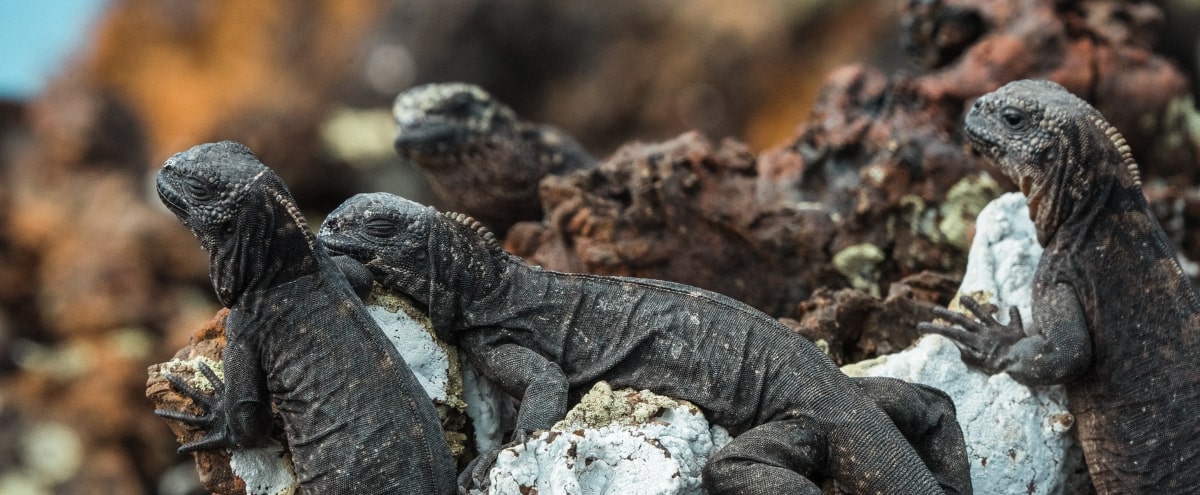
[1, 1, 1198, 493]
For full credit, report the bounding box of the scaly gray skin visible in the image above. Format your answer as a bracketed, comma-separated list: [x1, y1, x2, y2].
[152, 141, 456, 494]
[319, 192, 973, 495]
[920, 79, 1200, 493]
[393, 83, 596, 232]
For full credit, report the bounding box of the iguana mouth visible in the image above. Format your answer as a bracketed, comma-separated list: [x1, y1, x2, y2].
[156, 177, 189, 219]
[393, 120, 469, 156]
[317, 233, 370, 262]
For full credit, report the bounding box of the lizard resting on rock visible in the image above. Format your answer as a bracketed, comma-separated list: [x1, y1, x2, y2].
[392, 82, 596, 232]
[152, 141, 456, 494]
[319, 192, 973, 494]
[920, 79, 1200, 493]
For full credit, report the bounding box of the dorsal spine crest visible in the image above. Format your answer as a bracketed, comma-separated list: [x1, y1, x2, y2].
[1092, 115, 1141, 187]
[442, 211, 502, 253]
[275, 191, 316, 249]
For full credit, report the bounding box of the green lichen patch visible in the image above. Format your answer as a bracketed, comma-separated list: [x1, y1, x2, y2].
[159, 356, 225, 393]
[840, 354, 890, 377]
[938, 173, 1002, 250]
[554, 381, 700, 431]
[833, 243, 886, 297]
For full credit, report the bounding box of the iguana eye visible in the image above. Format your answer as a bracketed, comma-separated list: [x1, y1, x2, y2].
[364, 217, 398, 238]
[183, 177, 212, 201]
[999, 106, 1030, 131]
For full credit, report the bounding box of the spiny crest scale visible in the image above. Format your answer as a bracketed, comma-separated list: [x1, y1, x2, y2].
[273, 189, 315, 249]
[442, 210, 502, 253]
[1092, 115, 1141, 187]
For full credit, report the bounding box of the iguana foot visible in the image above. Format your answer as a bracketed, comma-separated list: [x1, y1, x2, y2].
[918, 295, 1024, 373]
[155, 361, 235, 453]
[458, 430, 530, 494]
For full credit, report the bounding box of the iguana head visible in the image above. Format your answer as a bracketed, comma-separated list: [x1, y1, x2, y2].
[319, 192, 438, 302]
[319, 193, 507, 334]
[157, 141, 317, 306]
[392, 82, 518, 160]
[964, 79, 1140, 243]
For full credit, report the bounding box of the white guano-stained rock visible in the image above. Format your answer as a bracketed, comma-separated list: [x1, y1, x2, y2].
[481, 382, 731, 495]
[845, 192, 1087, 494]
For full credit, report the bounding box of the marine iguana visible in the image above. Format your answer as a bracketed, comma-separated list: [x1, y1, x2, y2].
[152, 141, 456, 494]
[392, 82, 595, 232]
[919, 79, 1200, 493]
[319, 192, 972, 494]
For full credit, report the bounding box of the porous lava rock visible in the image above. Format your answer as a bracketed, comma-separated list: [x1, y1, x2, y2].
[506, 132, 842, 316]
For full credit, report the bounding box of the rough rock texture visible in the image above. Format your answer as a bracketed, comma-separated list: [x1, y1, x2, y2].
[8, 1, 1200, 491]
[904, 0, 1200, 181]
[509, 64, 1002, 318]
[507, 132, 841, 315]
[510, 0, 1200, 323]
[480, 382, 730, 495]
[757, 66, 1000, 298]
[365, 287, 515, 460]
[846, 193, 1088, 494]
[365, 288, 471, 458]
[846, 336, 1083, 495]
[146, 309, 253, 494]
[787, 271, 962, 365]
[147, 287, 514, 494]
[949, 193, 1041, 323]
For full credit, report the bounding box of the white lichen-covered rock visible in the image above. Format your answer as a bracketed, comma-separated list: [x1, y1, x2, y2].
[230, 442, 298, 495]
[952, 192, 1041, 324]
[845, 335, 1077, 494]
[846, 192, 1087, 494]
[367, 287, 514, 456]
[481, 382, 731, 495]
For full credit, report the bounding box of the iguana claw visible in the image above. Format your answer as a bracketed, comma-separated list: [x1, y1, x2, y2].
[918, 295, 1024, 372]
[155, 361, 235, 454]
[458, 429, 530, 494]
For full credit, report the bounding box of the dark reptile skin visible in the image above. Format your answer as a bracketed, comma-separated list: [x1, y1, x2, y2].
[923, 80, 1200, 493]
[155, 141, 456, 494]
[320, 192, 973, 495]
[391, 83, 596, 232]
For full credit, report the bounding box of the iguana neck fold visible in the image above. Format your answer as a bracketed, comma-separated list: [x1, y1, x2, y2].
[211, 181, 321, 308]
[411, 212, 512, 337]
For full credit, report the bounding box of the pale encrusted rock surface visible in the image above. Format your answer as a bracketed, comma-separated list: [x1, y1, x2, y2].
[481, 382, 730, 495]
[846, 193, 1088, 494]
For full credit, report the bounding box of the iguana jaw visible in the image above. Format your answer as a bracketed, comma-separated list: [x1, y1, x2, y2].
[964, 126, 1045, 224]
[317, 232, 371, 265]
[393, 119, 473, 158]
[155, 175, 189, 220]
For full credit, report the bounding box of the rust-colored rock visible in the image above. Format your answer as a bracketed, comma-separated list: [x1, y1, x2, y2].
[508, 132, 842, 315]
[788, 271, 961, 365]
[146, 308, 248, 494]
[905, 0, 1199, 181]
[758, 65, 997, 300]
